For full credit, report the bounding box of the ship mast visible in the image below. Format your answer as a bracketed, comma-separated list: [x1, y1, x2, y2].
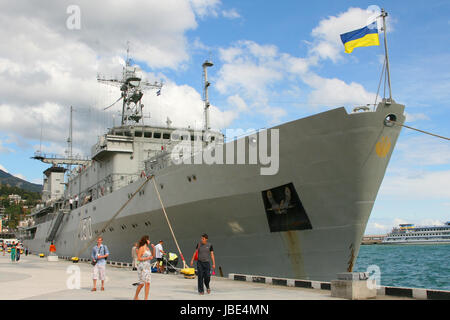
[381, 8, 392, 102]
[32, 106, 91, 167]
[202, 60, 214, 133]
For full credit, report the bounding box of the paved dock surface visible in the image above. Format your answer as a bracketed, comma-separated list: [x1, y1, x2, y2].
[0, 254, 408, 300]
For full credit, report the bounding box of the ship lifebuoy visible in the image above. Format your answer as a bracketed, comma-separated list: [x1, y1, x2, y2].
[140, 171, 146, 178]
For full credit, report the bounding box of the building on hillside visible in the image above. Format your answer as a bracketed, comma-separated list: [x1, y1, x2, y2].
[8, 194, 22, 205]
[0, 206, 5, 233]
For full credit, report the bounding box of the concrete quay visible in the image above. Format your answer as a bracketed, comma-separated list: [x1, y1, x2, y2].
[0, 253, 411, 300]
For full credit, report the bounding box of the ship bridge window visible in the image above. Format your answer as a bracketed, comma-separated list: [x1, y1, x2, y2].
[163, 133, 171, 139]
[135, 131, 142, 137]
[124, 131, 132, 137]
[115, 131, 123, 136]
[144, 132, 152, 138]
[172, 134, 179, 140]
[191, 135, 196, 141]
[154, 132, 161, 139]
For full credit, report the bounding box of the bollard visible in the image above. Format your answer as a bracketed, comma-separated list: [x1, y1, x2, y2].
[331, 272, 377, 300]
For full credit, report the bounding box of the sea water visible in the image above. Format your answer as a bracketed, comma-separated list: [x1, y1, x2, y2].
[354, 244, 450, 291]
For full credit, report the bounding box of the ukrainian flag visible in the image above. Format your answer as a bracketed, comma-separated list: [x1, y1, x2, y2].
[340, 22, 380, 54]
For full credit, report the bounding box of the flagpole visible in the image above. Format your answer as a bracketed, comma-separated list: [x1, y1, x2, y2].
[381, 8, 392, 102]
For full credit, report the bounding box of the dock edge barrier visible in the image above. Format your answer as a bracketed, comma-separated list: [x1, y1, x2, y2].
[228, 273, 450, 300]
[58, 256, 133, 268]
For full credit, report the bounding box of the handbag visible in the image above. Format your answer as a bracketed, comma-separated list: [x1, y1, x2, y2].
[194, 250, 198, 261]
[193, 243, 199, 261]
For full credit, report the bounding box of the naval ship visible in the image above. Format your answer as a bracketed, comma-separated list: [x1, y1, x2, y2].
[20, 13, 406, 281]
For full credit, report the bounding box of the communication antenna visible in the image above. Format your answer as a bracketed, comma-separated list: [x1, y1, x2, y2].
[202, 59, 214, 133]
[39, 115, 43, 156]
[67, 106, 73, 173]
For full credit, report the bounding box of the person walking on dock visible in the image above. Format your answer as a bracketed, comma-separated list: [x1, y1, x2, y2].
[49, 242, 56, 256]
[155, 240, 166, 273]
[190, 234, 215, 295]
[91, 237, 109, 292]
[10, 243, 16, 262]
[134, 235, 154, 300]
[16, 243, 21, 262]
[131, 242, 138, 271]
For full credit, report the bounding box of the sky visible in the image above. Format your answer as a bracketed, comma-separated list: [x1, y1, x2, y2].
[0, 0, 449, 234]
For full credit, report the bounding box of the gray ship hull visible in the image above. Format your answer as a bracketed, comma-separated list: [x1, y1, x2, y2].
[24, 102, 405, 281]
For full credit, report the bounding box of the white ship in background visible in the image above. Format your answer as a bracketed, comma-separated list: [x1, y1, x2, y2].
[383, 223, 450, 245]
[20, 11, 407, 281]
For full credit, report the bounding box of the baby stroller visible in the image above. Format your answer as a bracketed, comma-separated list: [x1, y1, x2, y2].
[164, 252, 179, 274]
[151, 252, 179, 274]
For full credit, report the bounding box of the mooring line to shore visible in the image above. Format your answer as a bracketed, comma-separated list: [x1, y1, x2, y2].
[151, 176, 188, 269]
[389, 120, 450, 141]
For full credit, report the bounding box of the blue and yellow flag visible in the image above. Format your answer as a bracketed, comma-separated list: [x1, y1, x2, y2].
[340, 22, 380, 53]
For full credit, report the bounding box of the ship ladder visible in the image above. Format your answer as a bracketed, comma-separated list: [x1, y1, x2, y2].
[46, 209, 68, 243]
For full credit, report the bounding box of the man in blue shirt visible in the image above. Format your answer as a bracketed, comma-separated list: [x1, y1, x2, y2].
[91, 237, 109, 292]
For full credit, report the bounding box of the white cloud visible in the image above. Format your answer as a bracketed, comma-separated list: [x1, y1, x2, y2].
[0, 1, 199, 70]
[0, 1, 237, 156]
[137, 79, 237, 131]
[227, 95, 249, 112]
[404, 112, 430, 122]
[190, 0, 221, 18]
[418, 219, 444, 226]
[393, 218, 408, 226]
[222, 8, 241, 19]
[396, 136, 450, 166]
[381, 170, 450, 199]
[0, 140, 13, 154]
[303, 73, 376, 107]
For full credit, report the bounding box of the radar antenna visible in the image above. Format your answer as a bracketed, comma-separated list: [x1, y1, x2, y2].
[97, 44, 163, 126]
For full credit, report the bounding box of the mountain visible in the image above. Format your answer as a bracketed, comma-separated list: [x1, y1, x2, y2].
[0, 169, 42, 193]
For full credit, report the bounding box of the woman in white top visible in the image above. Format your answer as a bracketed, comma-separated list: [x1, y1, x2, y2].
[133, 235, 154, 300]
